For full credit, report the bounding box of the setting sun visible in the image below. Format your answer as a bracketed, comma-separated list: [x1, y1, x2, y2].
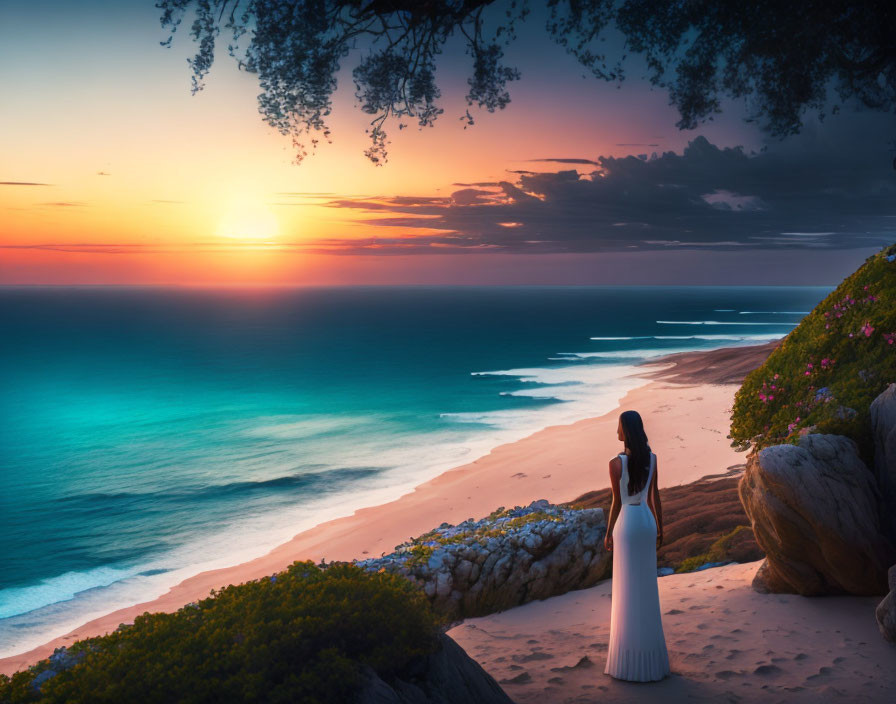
[216, 198, 280, 241]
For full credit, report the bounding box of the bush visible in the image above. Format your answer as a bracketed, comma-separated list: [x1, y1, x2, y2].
[675, 525, 752, 573]
[730, 244, 896, 461]
[0, 561, 445, 704]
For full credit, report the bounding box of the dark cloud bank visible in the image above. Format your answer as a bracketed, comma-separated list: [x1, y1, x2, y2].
[321, 112, 896, 256]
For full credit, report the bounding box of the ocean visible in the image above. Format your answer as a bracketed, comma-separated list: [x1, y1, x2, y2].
[0, 285, 830, 656]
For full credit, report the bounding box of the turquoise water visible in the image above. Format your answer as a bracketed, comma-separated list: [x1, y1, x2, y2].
[0, 285, 830, 655]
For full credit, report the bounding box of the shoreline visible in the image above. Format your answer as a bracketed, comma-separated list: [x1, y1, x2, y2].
[0, 341, 776, 676]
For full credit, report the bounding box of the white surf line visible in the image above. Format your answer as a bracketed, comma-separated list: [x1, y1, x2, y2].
[656, 320, 796, 326]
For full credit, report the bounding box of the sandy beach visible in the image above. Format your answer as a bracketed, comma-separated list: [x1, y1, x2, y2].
[0, 342, 776, 675]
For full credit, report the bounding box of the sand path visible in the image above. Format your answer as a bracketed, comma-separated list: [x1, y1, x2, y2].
[449, 561, 895, 703]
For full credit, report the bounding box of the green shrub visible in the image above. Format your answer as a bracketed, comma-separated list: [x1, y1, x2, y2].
[730, 244, 896, 461]
[675, 525, 752, 573]
[0, 561, 445, 704]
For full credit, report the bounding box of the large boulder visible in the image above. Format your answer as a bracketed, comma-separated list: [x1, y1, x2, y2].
[739, 434, 896, 595]
[876, 565, 896, 643]
[356, 633, 514, 704]
[871, 383, 896, 541]
[356, 500, 610, 620]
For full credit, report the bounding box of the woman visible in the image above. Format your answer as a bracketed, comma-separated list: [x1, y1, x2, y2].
[603, 409, 671, 681]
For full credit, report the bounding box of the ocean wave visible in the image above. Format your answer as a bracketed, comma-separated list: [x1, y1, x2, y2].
[737, 311, 810, 315]
[448, 362, 648, 431]
[0, 566, 140, 620]
[54, 466, 384, 508]
[656, 320, 796, 326]
[549, 347, 698, 360]
[653, 334, 783, 341]
[586, 336, 654, 341]
[586, 334, 783, 343]
[241, 414, 383, 440]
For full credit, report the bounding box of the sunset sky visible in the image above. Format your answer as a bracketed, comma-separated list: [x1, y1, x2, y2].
[1, 0, 893, 285]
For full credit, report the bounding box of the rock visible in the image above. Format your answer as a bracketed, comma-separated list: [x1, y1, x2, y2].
[435, 571, 453, 599]
[875, 565, 896, 643]
[739, 434, 896, 595]
[30, 669, 57, 694]
[871, 383, 896, 541]
[355, 500, 610, 620]
[695, 561, 732, 571]
[355, 634, 513, 703]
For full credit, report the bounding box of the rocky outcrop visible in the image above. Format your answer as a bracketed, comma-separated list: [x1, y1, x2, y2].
[739, 434, 896, 595]
[871, 383, 896, 541]
[355, 500, 609, 620]
[356, 634, 514, 704]
[876, 565, 896, 643]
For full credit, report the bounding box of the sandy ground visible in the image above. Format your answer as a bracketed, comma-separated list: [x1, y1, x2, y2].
[1, 346, 764, 675]
[449, 561, 896, 703]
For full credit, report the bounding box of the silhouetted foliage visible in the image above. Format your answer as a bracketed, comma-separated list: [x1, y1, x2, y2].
[155, 1, 896, 164]
[0, 561, 445, 704]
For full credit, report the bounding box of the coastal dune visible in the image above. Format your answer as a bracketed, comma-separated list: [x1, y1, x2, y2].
[0, 342, 775, 676]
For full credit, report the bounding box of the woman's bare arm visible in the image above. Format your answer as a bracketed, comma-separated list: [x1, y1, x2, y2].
[604, 456, 622, 551]
[649, 455, 664, 546]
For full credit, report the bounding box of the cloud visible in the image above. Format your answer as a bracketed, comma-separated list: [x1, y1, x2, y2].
[525, 158, 600, 165]
[7, 113, 892, 262]
[1, 181, 52, 186]
[317, 111, 896, 254]
[96, 171, 110, 176]
[37, 201, 87, 207]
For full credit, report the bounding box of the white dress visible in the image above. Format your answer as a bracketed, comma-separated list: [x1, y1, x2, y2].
[604, 451, 671, 681]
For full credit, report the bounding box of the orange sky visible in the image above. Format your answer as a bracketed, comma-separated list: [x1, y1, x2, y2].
[5, 1, 879, 285]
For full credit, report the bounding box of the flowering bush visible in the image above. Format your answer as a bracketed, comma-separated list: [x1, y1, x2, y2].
[731, 244, 896, 461]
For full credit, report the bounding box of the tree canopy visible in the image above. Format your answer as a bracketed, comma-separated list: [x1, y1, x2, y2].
[155, 0, 896, 164]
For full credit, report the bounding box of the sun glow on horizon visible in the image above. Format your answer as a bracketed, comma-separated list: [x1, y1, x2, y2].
[216, 197, 281, 241]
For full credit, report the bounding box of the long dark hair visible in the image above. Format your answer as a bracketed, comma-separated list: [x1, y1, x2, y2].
[620, 410, 651, 495]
